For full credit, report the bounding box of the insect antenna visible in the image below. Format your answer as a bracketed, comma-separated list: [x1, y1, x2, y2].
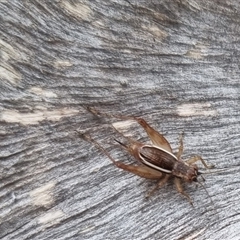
[78, 132, 118, 166]
[198, 169, 227, 175]
[198, 180, 213, 205]
[114, 138, 128, 149]
[197, 171, 205, 181]
[195, 173, 217, 213]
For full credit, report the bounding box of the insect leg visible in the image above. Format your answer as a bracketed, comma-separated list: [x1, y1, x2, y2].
[115, 164, 163, 179]
[81, 133, 163, 179]
[176, 132, 184, 159]
[186, 156, 214, 169]
[134, 118, 173, 152]
[174, 177, 193, 205]
[146, 174, 170, 198]
[86, 107, 173, 153]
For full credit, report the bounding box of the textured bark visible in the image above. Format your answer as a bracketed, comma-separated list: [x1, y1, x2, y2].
[0, 1, 240, 239]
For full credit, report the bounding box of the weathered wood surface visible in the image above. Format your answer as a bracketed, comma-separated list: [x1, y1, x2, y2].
[0, 1, 240, 239]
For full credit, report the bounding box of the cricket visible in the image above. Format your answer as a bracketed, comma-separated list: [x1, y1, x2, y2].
[82, 107, 214, 205]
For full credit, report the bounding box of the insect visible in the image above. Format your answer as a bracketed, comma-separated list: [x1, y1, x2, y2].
[82, 108, 213, 205]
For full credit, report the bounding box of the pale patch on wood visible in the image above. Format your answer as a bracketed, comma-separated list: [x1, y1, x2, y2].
[38, 209, 65, 227]
[28, 87, 58, 98]
[53, 60, 73, 69]
[184, 227, 207, 240]
[0, 39, 23, 84]
[0, 38, 21, 60]
[142, 24, 168, 39]
[60, 1, 92, 21]
[0, 65, 21, 84]
[186, 43, 208, 59]
[177, 103, 217, 117]
[112, 120, 136, 131]
[182, 0, 201, 11]
[79, 225, 96, 234]
[112, 120, 136, 137]
[30, 182, 56, 207]
[92, 20, 105, 27]
[1, 108, 79, 125]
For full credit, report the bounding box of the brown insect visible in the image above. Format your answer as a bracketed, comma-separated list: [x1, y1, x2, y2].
[82, 108, 213, 205]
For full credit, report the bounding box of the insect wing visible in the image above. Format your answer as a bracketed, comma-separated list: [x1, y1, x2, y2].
[139, 145, 178, 173]
[137, 118, 173, 152]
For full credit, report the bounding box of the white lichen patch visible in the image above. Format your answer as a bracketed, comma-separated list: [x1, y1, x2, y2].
[0, 65, 22, 84]
[1, 108, 79, 125]
[79, 225, 96, 234]
[142, 24, 168, 39]
[0, 38, 21, 60]
[28, 87, 58, 98]
[112, 119, 138, 137]
[30, 182, 56, 207]
[0, 39, 23, 84]
[53, 60, 73, 69]
[60, 1, 92, 21]
[186, 43, 209, 59]
[38, 209, 65, 228]
[177, 103, 217, 117]
[184, 228, 207, 240]
[112, 120, 136, 131]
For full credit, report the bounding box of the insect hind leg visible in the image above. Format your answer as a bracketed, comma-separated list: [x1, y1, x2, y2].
[79, 132, 163, 179]
[86, 107, 172, 152]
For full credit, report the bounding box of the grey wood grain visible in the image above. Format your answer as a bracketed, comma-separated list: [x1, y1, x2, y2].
[0, 1, 240, 239]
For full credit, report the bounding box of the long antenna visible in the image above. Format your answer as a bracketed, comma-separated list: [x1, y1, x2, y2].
[196, 177, 217, 215]
[198, 168, 227, 175]
[77, 132, 118, 166]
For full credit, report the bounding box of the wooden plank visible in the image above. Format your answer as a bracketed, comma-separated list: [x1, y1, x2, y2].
[0, 1, 240, 239]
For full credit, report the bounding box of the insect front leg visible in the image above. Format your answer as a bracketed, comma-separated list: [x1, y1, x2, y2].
[186, 155, 214, 169]
[174, 177, 193, 205]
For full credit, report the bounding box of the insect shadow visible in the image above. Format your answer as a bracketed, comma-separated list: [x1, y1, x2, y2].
[80, 107, 214, 206]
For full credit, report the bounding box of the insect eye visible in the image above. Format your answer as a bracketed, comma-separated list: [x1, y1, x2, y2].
[192, 177, 198, 182]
